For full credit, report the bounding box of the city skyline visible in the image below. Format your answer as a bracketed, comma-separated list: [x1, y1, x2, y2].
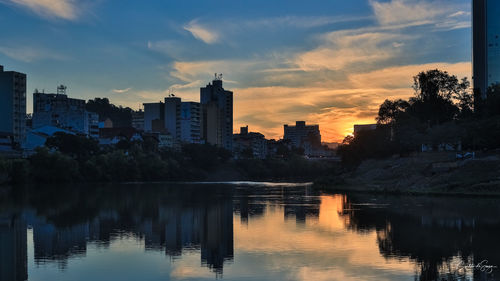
[0, 0, 471, 142]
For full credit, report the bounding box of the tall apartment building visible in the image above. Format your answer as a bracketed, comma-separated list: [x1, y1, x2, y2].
[32, 86, 98, 137]
[144, 99, 202, 144]
[180, 102, 202, 143]
[284, 121, 321, 155]
[0, 65, 26, 146]
[143, 102, 164, 132]
[200, 75, 233, 150]
[473, 0, 500, 99]
[164, 97, 181, 139]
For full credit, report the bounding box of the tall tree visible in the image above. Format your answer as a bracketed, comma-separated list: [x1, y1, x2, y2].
[86, 98, 133, 127]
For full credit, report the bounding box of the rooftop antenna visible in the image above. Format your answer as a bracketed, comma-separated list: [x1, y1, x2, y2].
[168, 88, 175, 97]
[57, 84, 67, 95]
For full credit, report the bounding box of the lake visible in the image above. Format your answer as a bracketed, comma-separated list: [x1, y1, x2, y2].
[1, 182, 499, 281]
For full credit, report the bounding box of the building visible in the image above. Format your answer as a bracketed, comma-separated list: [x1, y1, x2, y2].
[98, 127, 141, 146]
[0, 65, 26, 147]
[32, 86, 98, 137]
[180, 102, 202, 143]
[353, 124, 377, 135]
[233, 126, 268, 159]
[473, 0, 500, 99]
[85, 111, 99, 138]
[164, 97, 181, 139]
[132, 109, 145, 131]
[23, 126, 75, 153]
[283, 121, 321, 155]
[200, 74, 233, 151]
[143, 102, 164, 132]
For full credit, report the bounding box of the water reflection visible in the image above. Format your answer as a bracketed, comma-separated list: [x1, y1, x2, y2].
[0, 184, 499, 281]
[340, 194, 500, 281]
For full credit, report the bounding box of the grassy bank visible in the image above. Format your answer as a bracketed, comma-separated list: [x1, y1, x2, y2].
[314, 152, 500, 196]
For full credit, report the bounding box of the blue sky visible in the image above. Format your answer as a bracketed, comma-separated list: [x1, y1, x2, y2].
[0, 0, 471, 141]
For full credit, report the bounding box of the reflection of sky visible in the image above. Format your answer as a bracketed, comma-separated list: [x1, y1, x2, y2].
[24, 195, 429, 281]
[0, 0, 472, 141]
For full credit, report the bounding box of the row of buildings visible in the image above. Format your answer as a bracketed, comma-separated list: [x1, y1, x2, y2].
[1, 66, 328, 158]
[140, 75, 233, 151]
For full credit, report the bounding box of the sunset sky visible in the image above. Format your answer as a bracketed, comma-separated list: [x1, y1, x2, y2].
[0, 0, 471, 142]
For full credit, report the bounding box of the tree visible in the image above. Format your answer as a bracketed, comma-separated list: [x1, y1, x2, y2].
[86, 98, 133, 127]
[408, 70, 467, 125]
[453, 77, 473, 114]
[46, 133, 100, 162]
[412, 69, 468, 102]
[376, 99, 410, 125]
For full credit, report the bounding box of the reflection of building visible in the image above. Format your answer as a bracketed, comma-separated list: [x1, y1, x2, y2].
[0, 214, 27, 281]
[32, 86, 98, 137]
[201, 199, 234, 274]
[0, 65, 26, 146]
[473, 0, 500, 98]
[32, 222, 88, 266]
[283, 121, 321, 155]
[201, 75, 233, 150]
[233, 126, 268, 159]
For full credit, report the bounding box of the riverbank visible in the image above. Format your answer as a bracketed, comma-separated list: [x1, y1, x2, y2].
[314, 152, 500, 196]
[0, 151, 337, 186]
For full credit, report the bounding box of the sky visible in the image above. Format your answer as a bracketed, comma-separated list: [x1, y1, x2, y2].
[0, 0, 472, 142]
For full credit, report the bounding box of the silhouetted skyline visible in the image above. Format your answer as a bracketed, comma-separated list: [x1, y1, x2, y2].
[0, 0, 472, 142]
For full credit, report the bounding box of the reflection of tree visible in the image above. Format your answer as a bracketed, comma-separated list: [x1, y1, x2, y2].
[339, 194, 500, 281]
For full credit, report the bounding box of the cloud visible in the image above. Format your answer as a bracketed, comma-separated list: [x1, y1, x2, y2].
[369, 0, 470, 30]
[183, 20, 219, 44]
[294, 31, 405, 71]
[128, 0, 472, 142]
[112, 88, 132, 94]
[2, 0, 79, 20]
[0, 45, 67, 62]
[241, 15, 372, 29]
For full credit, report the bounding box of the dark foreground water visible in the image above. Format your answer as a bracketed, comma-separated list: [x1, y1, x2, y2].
[1, 183, 500, 281]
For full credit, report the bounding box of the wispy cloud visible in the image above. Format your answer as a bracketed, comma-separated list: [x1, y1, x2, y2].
[240, 15, 372, 29]
[183, 20, 219, 44]
[1, 0, 79, 20]
[112, 88, 132, 94]
[0, 45, 68, 62]
[369, 0, 470, 30]
[294, 31, 405, 71]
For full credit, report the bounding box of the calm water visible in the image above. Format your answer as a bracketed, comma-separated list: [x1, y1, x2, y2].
[1, 183, 500, 281]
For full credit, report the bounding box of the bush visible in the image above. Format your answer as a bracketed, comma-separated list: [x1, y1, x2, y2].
[30, 147, 80, 183]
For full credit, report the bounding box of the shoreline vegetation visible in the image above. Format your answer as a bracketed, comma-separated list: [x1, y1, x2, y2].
[0, 139, 337, 186]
